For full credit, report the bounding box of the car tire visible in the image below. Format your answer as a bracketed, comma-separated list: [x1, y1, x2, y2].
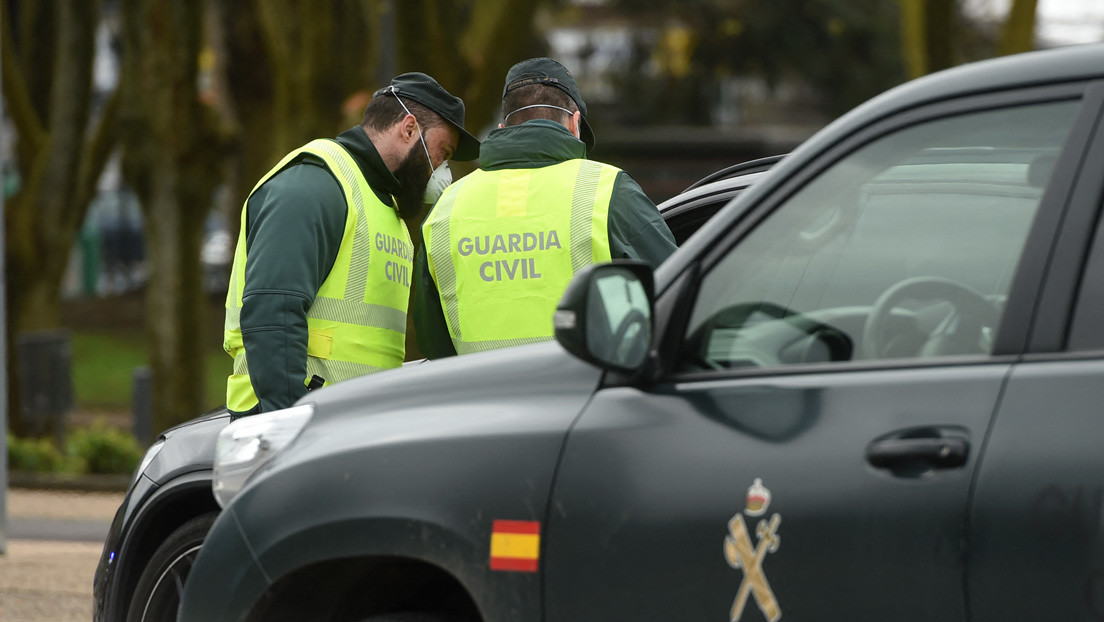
[125, 512, 218, 622]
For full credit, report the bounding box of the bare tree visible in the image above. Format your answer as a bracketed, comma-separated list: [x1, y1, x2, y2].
[1, 0, 117, 436]
[900, 0, 1038, 80]
[998, 0, 1038, 55]
[899, 0, 958, 79]
[118, 0, 233, 432]
[395, 0, 543, 134]
[217, 0, 386, 245]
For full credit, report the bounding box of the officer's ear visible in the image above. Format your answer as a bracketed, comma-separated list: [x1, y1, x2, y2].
[567, 111, 582, 140]
[399, 113, 420, 142]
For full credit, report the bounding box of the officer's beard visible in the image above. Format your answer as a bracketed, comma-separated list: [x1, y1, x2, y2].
[392, 141, 432, 221]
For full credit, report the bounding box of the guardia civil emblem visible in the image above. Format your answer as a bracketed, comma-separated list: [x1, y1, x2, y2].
[723, 478, 781, 622]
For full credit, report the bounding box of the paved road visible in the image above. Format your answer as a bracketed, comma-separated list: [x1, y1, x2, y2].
[9, 517, 112, 542]
[0, 489, 125, 622]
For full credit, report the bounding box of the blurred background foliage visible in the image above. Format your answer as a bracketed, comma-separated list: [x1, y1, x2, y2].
[0, 0, 1054, 442]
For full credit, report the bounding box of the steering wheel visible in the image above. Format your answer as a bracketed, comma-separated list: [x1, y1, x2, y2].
[612, 308, 649, 346]
[608, 308, 650, 366]
[862, 276, 1000, 360]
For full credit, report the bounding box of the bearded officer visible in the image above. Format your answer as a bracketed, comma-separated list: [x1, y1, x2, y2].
[225, 73, 479, 418]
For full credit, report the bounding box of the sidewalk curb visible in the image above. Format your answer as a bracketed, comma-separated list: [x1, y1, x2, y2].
[8, 471, 130, 493]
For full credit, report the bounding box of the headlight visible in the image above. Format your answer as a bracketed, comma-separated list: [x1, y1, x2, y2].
[128, 439, 165, 493]
[212, 404, 314, 508]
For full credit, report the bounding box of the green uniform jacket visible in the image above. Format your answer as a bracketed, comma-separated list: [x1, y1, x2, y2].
[413, 120, 677, 359]
[234, 127, 402, 417]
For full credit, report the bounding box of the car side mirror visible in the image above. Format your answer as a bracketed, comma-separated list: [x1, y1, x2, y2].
[554, 261, 655, 373]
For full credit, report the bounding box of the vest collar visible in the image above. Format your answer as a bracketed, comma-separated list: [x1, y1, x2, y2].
[478, 120, 587, 171]
[336, 126, 402, 205]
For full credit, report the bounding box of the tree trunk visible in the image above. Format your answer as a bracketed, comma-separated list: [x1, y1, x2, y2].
[1, 0, 115, 438]
[119, 0, 229, 433]
[998, 0, 1038, 56]
[222, 0, 381, 233]
[218, 0, 273, 243]
[455, 0, 542, 133]
[899, 0, 927, 79]
[255, 0, 346, 156]
[899, 0, 956, 79]
[393, 0, 542, 133]
[143, 164, 209, 430]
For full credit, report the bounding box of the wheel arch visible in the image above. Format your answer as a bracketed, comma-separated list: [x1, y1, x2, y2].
[247, 556, 483, 622]
[112, 471, 220, 619]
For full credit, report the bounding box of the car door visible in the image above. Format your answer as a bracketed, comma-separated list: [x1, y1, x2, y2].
[968, 84, 1104, 622]
[544, 87, 1097, 621]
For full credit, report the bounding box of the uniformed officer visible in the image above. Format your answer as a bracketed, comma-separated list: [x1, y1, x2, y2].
[414, 57, 676, 359]
[224, 73, 479, 418]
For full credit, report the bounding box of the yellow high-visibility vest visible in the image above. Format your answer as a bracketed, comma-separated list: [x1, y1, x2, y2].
[424, 158, 617, 354]
[224, 139, 412, 412]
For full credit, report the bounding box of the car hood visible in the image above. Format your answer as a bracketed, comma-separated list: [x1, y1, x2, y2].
[160, 405, 231, 439]
[300, 340, 605, 424]
[145, 407, 231, 484]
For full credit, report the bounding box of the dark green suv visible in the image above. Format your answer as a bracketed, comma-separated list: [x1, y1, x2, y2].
[180, 43, 1104, 622]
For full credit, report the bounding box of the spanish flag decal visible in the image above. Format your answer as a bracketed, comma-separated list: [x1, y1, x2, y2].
[490, 520, 540, 572]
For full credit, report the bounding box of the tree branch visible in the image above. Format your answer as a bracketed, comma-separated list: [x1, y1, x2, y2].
[40, 0, 95, 228]
[70, 88, 121, 235]
[256, 0, 292, 80]
[0, 0, 46, 164]
[459, 0, 542, 132]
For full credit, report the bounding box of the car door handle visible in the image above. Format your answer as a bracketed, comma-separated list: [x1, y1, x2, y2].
[865, 437, 969, 470]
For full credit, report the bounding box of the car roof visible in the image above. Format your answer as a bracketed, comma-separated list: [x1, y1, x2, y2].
[681, 155, 786, 192]
[658, 155, 782, 218]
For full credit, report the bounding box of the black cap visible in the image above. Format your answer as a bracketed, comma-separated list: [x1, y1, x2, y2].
[373, 72, 480, 161]
[503, 57, 595, 151]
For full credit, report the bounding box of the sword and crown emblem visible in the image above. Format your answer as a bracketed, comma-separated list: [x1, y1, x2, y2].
[725, 478, 782, 622]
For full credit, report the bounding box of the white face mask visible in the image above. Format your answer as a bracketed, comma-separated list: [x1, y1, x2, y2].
[393, 90, 454, 205]
[412, 120, 451, 204]
[424, 160, 452, 204]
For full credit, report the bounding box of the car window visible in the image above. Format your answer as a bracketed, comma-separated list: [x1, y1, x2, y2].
[661, 185, 746, 245]
[679, 100, 1080, 372]
[665, 201, 729, 245]
[660, 167, 774, 245]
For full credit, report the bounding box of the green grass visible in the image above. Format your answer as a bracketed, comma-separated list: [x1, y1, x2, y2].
[71, 331, 229, 412]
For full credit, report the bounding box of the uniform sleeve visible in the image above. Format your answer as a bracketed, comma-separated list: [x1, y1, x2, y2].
[607, 171, 677, 268]
[412, 242, 458, 359]
[237, 162, 347, 415]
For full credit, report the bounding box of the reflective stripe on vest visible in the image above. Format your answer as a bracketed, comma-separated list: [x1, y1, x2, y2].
[224, 139, 412, 412]
[424, 159, 617, 355]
